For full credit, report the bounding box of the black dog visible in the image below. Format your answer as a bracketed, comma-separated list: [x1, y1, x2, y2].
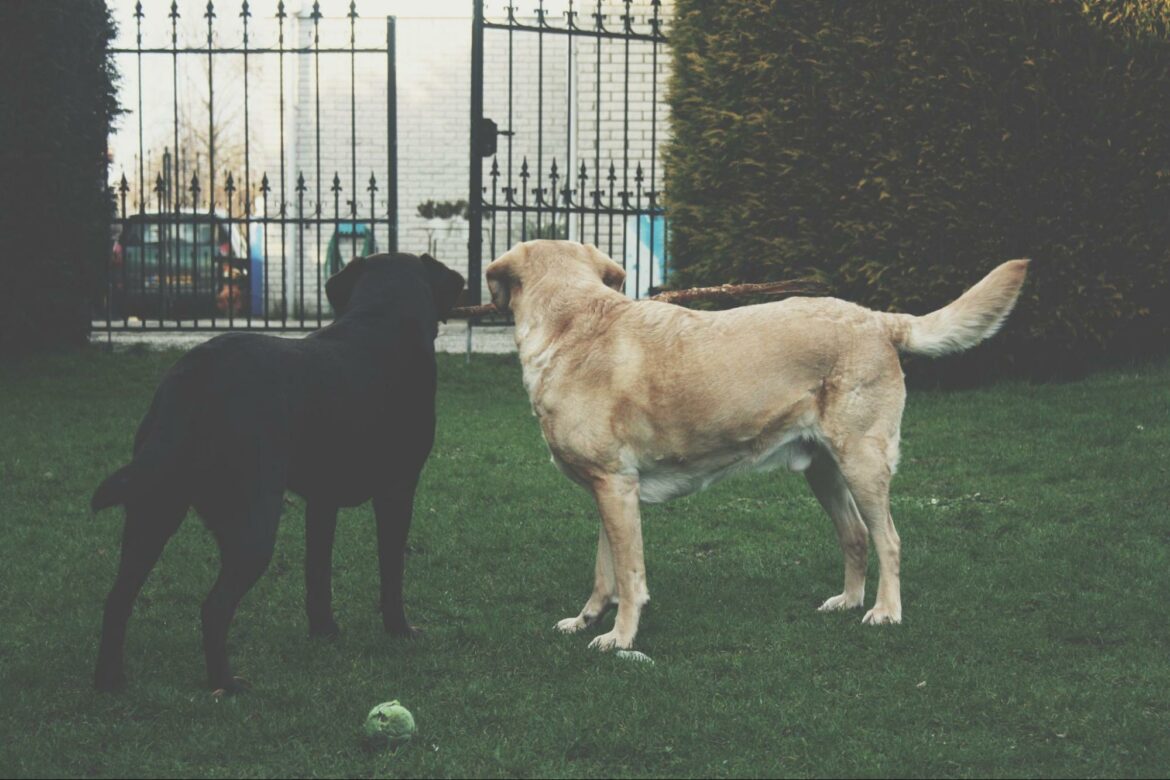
[92, 253, 464, 694]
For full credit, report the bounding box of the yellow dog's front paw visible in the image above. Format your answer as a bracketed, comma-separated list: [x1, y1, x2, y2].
[817, 593, 864, 612]
[861, 606, 901, 625]
[555, 616, 587, 634]
[588, 630, 633, 651]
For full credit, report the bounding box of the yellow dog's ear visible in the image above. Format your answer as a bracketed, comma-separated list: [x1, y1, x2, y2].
[584, 244, 626, 292]
[485, 244, 527, 312]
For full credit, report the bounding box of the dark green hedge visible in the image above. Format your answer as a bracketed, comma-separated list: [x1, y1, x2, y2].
[665, 0, 1170, 379]
[0, 1, 119, 355]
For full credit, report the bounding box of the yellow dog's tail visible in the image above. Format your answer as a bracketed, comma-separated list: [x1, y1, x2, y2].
[884, 259, 1029, 357]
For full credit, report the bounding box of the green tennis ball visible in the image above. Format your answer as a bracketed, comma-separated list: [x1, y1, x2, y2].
[364, 700, 416, 749]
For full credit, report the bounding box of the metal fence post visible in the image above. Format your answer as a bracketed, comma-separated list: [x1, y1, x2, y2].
[468, 0, 485, 305]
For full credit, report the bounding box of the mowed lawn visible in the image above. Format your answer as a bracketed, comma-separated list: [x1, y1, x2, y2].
[1, 347, 1168, 778]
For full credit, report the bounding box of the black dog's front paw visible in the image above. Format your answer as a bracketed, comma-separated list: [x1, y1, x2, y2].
[383, 618, 422, 639]
[308, 618, 341, 639]
[210, 676, 252, 698]
[94, 667, 126, 693]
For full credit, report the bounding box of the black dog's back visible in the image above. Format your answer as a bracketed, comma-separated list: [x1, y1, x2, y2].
[92, 333, 306, 514]
[93, 314, 436, 515]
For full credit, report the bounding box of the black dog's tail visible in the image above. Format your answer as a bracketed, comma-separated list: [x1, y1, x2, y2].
[91, 439, 191, 513]
[91, 463, 143, 513]
[91, 370, 199, 514]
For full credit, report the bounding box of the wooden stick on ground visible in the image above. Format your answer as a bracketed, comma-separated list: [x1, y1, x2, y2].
[446, 278, 827, 320]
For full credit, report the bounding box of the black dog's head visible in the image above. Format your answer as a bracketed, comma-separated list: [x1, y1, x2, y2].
[326, 252, 466, 323]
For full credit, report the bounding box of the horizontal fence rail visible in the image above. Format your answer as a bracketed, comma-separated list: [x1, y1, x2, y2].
[97, 1, 398, 333]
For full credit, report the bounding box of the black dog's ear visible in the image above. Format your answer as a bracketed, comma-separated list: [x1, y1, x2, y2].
[420, 253, 466, 322]
[325, 256, 368, 313]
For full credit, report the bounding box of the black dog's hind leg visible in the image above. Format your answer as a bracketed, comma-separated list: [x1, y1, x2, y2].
[305, 501, 340, 637]
[374, 480, 420, 638]
[201, 489, 282, 694]
[95, 497, 186, 692]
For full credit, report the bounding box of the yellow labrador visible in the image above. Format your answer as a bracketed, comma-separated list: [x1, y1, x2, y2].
[486, 241, 1028, 650]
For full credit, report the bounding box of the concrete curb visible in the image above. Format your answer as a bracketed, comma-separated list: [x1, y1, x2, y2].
[89, 321, 517, 355]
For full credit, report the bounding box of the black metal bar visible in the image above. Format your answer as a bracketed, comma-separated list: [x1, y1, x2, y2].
[226, 172, 236, 325]
[297, 171, 305, 327]
[206, 0, 216, 222]
[134, 3, 144, 218]
[468, 0, 485, 304]
[621, 0, 631, 277]
[577, 161, 587, 239]
[664, 169, 673, 285]
[119, 175, 129, 326]
[520, 158, 530, 241]
[115, 175, 127, 331]
[593, 0, 602, 245]
[278, 0, 288, 323]
[549, 159, 558, 237]
[489, 157, 498, 260]
[333, 171, 342, 294]
[111, 45, 393, 55]
[153, 170, 163, 325]
[607, 161, 615, 259]
[483, 203, 655, 218]
[481, 19, 658, 42]
[261, 173, 270, 324]
[170, 1, 180, 328]
[313, 2, 323, 327]
[350, 2, 358, 263]
[536, 0, 545, 235]
[506, 3, 514, 249]
[634, 163, 642, 298]
[387, 15, 398, 255]
[107, 215, 397, 228]
[242, 0, 252, 327]
[649, 0, 660, 292]
[566, 0, 574, 240]
[368, 172, 378, 266]
[190, 172, 202, 325]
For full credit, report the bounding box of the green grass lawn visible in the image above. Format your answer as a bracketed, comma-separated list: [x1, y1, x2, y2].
[1, 348, 1168, 778]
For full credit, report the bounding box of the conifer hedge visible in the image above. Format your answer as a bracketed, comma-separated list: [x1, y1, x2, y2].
[665, 1, 1170, 379]
[0, 1, 120, 355]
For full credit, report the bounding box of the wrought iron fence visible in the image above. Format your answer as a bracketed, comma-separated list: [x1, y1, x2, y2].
[469, 0, 671, 306]
[99, 0, 398, 332]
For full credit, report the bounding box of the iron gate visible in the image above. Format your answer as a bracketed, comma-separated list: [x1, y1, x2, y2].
[468, 0, 670, 307]
[100, 0, 398, 333]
